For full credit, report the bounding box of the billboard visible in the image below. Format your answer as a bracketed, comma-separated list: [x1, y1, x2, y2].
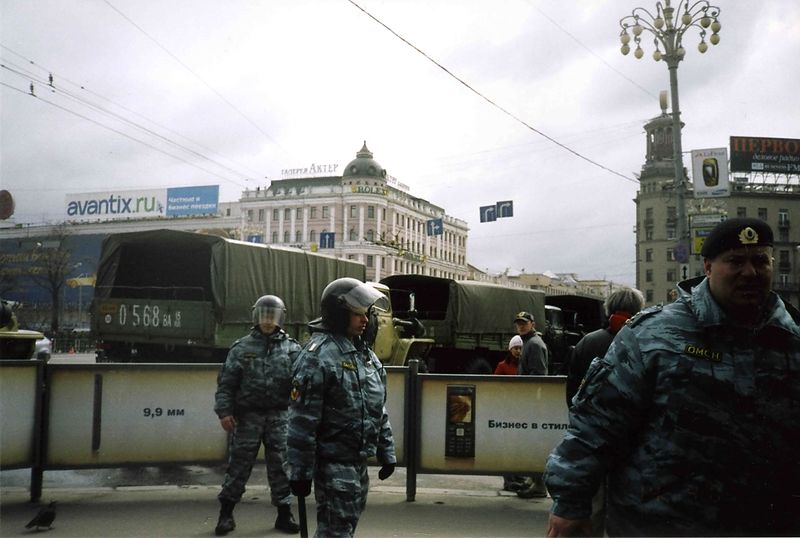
[66, 186, 218, 222]
[730, 136, 800, 174]
[691, 148, 729, 198]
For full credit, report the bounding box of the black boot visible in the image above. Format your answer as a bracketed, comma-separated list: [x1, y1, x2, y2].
[215, 500, 236, 536]
[275, 504, 300, 534]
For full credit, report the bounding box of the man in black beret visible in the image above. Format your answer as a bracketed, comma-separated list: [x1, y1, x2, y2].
[545, 217, 800, 536]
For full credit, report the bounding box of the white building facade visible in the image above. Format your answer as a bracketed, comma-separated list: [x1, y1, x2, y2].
[238, 142, 469, 281]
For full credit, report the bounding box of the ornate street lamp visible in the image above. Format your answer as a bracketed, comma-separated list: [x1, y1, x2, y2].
[619, 0, 721, 264]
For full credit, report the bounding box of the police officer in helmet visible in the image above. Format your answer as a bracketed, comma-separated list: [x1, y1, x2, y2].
[214, 294, 302, 535]
[288, 278, 396, 537]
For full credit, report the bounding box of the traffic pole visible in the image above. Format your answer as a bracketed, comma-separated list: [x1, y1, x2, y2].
[298, 494, 308, 538]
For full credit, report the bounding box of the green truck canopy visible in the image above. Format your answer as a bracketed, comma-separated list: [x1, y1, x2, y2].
[95, 229, 365, 327]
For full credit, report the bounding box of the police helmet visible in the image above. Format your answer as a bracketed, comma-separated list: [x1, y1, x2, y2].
[320, 278, 385, 334]
[252, 294, 286, 328]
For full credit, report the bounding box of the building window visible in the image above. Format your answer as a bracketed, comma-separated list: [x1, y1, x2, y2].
[382, 208, 386, 220]
[667, 269, 676, 283]
[258, 209, 265, 222]
[271, 231, 278, 243]
[366, 255, 374, 267]
[779, 250, 790, 270]
[349, 229, 357, 241]
[645, 229, 653, 240]
[284, 208, 291, 219]
[779, 209, 789, 226]
[309, 230, 316, 243]
[310, 206, 317, 219]
[779, 228, 789, 242]
[667, 206, 677, 222]
[737, 207, 746, 218]
[367, 205, 375, 219]
[366, 229, 374, 242]
[247, 209, 254, 222]
[350, 205, 357, 218]
[273, 208, 279, 221]
[645, 248, 653, 262]
[667, 248, 675, 261]
[645, 269, 653, 283]
[645, 207, 653, 221]
[295, 230, 302, 243]
[322, 206, 329, 218]
[283, 231, 289, 243]
[225, 208, 231, 216]
[646, 289, 654, 302]
[758, 208, 768, 220]
[666, 227, 676, 240]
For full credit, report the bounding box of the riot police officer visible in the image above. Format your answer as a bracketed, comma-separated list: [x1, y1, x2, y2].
[287, 278, 396, 537]
[214, 295, 302, 535]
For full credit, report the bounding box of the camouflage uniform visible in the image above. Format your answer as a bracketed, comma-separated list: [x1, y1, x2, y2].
[545, 276, 800, 536]
[288, 330, 396, 538]
[215, 327, 301, 507]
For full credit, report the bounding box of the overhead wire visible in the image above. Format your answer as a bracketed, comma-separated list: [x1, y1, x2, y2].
[0, 80, 248, 187]
[102, 0, 287, 157]
[1, 61, 253, 187]
[346, 0, 639, 185]
[1, 44, 265, 180]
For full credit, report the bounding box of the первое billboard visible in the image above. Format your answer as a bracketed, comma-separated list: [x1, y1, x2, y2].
[730, 136, 800, 174]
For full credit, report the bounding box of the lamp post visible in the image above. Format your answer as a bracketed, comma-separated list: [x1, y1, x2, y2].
[619, 0, 721, 265]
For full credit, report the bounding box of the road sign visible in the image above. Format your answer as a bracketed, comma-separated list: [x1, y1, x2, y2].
[426, 218, 443, 236]
[674, 242, 689, 263]
[479, 205, 496, 223]
[320, 232, 335, 249]
[679, 264, 690, 281]
[496, 200, 513, 218]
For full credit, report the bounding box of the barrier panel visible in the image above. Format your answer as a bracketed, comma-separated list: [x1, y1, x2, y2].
[2, 361, 571, 503]
[416, 373, 568, 474]
[45, 364, 227, 467]
[0, 361, 42, 469]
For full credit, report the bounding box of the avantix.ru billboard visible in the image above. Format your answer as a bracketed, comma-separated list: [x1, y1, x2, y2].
[65, 185, 219, 222]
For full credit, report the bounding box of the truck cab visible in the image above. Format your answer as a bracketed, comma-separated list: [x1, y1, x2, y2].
[367, 282, 433, 368]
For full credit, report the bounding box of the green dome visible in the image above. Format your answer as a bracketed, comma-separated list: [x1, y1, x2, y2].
[342, 141, 387, 179]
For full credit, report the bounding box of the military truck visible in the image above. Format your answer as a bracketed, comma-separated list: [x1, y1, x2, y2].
[380, 275, 546, 374]
[0, 299, 45, 360]
[91, 229, 431, 365]
[544, 294, 605, 374]
[368, 282, 434, 369]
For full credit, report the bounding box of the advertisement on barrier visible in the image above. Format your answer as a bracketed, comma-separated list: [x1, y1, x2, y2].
[691, 148, 730, 198]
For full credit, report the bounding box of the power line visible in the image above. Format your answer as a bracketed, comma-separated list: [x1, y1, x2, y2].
[1, 61, 253, 185]
[346, 0, 638, 185]
[102, 0, 286, 156]
[0, 80, 248, 187]
[0, 44, 265, 180]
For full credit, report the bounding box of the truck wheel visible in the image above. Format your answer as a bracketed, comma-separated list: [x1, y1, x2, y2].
[465, 357, 492, 374]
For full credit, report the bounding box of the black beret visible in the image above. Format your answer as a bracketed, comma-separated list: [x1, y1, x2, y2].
[701, 217, 774, 259]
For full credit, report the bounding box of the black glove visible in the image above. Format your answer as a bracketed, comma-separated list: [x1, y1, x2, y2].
[378, 463, 395, 480]
[290, 479, 311, 497]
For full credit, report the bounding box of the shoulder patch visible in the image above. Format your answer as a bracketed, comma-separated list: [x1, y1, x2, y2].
[629, 304, 663, 327]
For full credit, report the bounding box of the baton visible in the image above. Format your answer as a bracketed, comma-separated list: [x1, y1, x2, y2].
[298, 494, 309, 538]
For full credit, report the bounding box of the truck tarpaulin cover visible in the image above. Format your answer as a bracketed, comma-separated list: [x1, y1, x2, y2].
[94, 229, 365, 326]
[381, 275, 545, 334]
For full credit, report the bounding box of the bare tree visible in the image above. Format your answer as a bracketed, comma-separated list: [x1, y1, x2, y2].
[28, 223, 74, 334]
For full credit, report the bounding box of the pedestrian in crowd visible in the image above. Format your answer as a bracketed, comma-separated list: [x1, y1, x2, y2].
[496, 334, 524, 492]
[545, 218, 800, 537]
[495, 334, 522, 375]
[214, 295, 302, 535]
[513, 311, 549, 498]
[514, 311, 549, 375]
[288, 277, 396, 537]
[565, 287, 644, 407]
[561, 287, 644, 537]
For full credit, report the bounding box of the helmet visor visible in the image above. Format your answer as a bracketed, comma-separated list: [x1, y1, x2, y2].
[253, 306, 285, 327]
[340, 283, 385, 315]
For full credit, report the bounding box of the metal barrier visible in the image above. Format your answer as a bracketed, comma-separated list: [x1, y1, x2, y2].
[1, 360, 568, 502]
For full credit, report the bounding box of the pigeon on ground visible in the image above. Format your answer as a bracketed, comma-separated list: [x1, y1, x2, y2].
[25, 501, 56, 531]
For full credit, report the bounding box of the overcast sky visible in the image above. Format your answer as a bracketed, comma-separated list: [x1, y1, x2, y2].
[2, 0, 799, 285]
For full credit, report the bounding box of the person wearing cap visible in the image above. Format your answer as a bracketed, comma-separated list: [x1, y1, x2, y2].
[214, 294, 302, 535]
[544, 218, 800, 537]
[514, 311, 550, 376]
[287, 278, 396, 537]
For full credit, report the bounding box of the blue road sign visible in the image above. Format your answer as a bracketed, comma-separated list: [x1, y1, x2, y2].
[246, 234, 263, 243]
[426, 218, 443, 236]
[320, 232, 335, 249]
[479, 205, 496, 222]
[496, 200, 513, 218]
[674, 241, 689, 263]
